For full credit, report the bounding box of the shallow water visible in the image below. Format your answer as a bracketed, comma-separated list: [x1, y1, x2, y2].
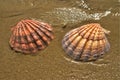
[0, 0, 120, 80]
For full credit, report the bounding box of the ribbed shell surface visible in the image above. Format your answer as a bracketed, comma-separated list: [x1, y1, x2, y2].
[62, 23, 110, 61]
[9, 19, 54, 53]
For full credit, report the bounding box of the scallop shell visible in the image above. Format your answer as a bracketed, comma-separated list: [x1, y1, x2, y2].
[62, 23, 110, 61]
[9, 19, 54, 54]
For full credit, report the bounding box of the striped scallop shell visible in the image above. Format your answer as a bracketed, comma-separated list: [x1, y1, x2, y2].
[62, 23, 110, 61]
[9, 19, 54, 54]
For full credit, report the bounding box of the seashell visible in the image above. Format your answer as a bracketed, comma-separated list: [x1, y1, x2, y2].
[62, 23, 110, 61]
[9, 19, 54, 54]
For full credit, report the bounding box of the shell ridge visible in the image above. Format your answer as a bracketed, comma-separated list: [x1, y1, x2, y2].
[20, 25, 28, 44]
[78, 24, 100, 60]
[25, 21, 41, 41]
[40, 22, 53, 31]
[63, 29, 79, 43]
[13, 25, 22, 51]
[21, 22, 32, 42]
[26, 21, 53, 50]
[37, 25, 53, 44]
[36, 23, 54, 40]
[80, 25, 97, 59]
[96, 28, 108, 55]
[29, 20, 52, 32]
[87, 25, 100, 59]
[93, 27, 105, 57]
[32, 20, 53, 31]
[93, 27, 101, 57]
[19, 25, 30, 53]
[83, 25, 96, 39]
[27, 24, 46, 50]
[20, 22, 33, 53]
[21, 21, 37, 52]
[24, 22, 42, 52]
[14, 26, 22, 52]
[74, 25, 95, 48]
[77, 26, 89, 36]
[9, 28, 16, 48]
[40, 24, 54, 40]
[28, 20, 53, 41]
[18, 25, 23, 50]
[79, 25, 94, 37]
[15, 25, 20, 43]
[27, 21, 50, 47]
[64, 32, 80, 50]
[73, 39, 87, 60]
[27, 21, 51, 45]
[71, 37, 83, 59]
[92, 26, 107, 58]
[62, 32, 81, 57]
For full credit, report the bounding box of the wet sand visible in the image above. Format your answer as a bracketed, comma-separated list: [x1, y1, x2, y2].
[0, 0, 120, 80]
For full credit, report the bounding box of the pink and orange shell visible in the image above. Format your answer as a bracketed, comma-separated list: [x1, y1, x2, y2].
[9, 19, 54, 54]
[62, 23, 110, 61]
